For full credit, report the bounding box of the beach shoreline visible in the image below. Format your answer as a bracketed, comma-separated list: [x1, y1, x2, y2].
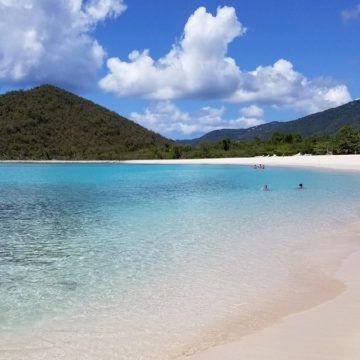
[123, 154, 360, 172]
[186, 247, 360, 360]
[173, 218, 360, 360]
[2, 220, 358, 360]
[177, 194, 360, 360]
[1, 154, 360, 172]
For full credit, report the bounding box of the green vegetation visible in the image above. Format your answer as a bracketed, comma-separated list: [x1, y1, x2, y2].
[0, 85, 172, 160]
[164, 126, 360, 159]
[0, 85, 359, 160]
[179, 99, 360, 145]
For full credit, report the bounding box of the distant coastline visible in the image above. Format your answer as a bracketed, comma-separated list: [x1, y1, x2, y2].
[2, 154, 360, 172]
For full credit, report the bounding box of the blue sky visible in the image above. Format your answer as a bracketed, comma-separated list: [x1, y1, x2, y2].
[0, 0, 359, 139]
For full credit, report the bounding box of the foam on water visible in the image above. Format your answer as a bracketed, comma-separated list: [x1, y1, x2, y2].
[0, 164, 359, 359]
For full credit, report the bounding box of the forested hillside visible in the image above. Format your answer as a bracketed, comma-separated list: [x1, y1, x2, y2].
[0, 85, 172, 160]
[179, 100, 360, 145]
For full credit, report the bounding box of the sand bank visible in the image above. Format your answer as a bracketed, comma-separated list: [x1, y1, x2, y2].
[187, 249, 360, 360]
[124, 154, 360, 172]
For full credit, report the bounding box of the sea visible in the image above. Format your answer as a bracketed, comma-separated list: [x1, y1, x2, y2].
[0, 163, 359, 359]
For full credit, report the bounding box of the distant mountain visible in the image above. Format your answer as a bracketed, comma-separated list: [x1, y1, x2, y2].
[0, 85, 172, 160]
[178, 100, 360, 145]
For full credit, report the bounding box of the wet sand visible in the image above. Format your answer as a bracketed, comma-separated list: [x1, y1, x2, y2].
[187, 249, 360, 360]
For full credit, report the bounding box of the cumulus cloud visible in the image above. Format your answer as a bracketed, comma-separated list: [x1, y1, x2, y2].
[230, 59, 352, 113]
[342, 3, 360, 21]
[240, 104, 264, 118]
[100, 6, 352, 114]
[130, 102, 264, 138]
[0, 0, 126, 89]
[100, 6, 245, 99]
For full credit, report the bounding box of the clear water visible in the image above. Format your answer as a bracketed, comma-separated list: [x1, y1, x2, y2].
[0, 164, 360, 359]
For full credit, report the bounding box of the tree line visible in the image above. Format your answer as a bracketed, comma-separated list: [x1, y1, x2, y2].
[152, 125, 360, 160]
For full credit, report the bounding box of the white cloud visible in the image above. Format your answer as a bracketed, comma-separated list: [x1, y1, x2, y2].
[130, 102, 264, 138]
[240, 104, 264, 118]
[0, 0, 126, 89]
[230, 59, 352, 113]
[100, 6, 245, 99]
[84, 0, 126, 22]
[342, 3, 360, 21]
[100, 6, 352, 114]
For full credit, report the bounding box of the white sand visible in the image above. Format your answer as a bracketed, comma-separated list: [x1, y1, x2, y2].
[187, 250, 360, 360]
[2, 154, 360, 172]
[123, 154, 360, 172]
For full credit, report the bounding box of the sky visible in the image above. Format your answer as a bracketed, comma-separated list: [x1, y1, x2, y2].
[0, 0, 359, 139]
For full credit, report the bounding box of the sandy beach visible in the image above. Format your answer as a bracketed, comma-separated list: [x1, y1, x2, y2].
[2, 154, 360, 172]
[123, 154, 360, 172]
[187, 248, 360, 360]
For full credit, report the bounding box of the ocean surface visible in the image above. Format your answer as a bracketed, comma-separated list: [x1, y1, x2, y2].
[0, 164, 360, 359]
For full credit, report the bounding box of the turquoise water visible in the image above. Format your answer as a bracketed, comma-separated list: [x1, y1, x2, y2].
[0, 164, 360, 359]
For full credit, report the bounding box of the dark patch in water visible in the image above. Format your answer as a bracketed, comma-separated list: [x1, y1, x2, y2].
[57, 281, 78, 291]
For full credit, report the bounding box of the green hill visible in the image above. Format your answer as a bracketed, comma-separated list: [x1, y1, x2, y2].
[178, 99, 360, 145]
[0, 85, 172, 160]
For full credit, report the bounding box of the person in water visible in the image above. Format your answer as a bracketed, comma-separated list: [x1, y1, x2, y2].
[298, 183, 303, 189]
[262, 184, 268, 191]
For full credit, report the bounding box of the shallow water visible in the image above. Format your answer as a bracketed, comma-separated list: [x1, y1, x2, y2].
[0, 164, 359, 359]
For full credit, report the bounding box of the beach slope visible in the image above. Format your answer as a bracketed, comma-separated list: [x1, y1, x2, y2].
[188, 250, 360, 360]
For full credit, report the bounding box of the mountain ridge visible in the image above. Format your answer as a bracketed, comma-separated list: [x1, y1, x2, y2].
[177, 100, 360, 145]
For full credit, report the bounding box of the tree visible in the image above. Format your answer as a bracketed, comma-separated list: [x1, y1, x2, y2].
[172, 146, 182, 159]
[271, 132, 285, 144]
[222, 138, 231, 151]
[199, 141, 211, 157]
[334, 125, 359, 154]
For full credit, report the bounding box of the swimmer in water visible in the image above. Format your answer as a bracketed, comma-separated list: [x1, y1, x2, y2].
[261, 184, 268, 191]
[298, 183, 303, 189]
